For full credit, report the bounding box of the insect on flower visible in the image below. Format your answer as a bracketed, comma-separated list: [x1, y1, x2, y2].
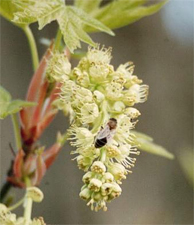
[94, 118, 117, 148]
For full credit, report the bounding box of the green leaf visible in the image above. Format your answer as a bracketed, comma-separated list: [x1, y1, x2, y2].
[74, 0, 102, 13]
[0, 85, 35, 119]
[58, 11, 81, 53]
[84, 0, 167, 32]
[58, 6, 113, 52]
[13, 0, 64, 27]
[0, 0, 25, 28]
[38, 4, 64, 30]
[12, 0, 114, 52]
[133, 131, 174, 160]
[7, 100, 36, 115]
[178, 150, 194, 188]
[69, 6, 114, 36]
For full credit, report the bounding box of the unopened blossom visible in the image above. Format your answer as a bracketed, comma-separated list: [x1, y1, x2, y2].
[26, 187, 44, 203]
[49, 46, 149, 211]
[88, 178, 102, 192]
[91, 161, 106, 174]
[79, 187, 91, 200]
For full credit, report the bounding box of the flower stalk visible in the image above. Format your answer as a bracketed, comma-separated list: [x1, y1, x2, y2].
[23, 26, 39, 71]
[54, 29, 63, 51]
[11, 113, 22, 150]
[8, 197, 24, 211]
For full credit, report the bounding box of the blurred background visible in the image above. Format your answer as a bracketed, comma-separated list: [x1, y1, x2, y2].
[0, 0, 193, 224]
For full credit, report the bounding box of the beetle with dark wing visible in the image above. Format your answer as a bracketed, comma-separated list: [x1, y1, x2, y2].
[94, 118, 117, 148]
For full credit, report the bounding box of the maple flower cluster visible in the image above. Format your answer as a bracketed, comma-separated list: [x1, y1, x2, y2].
[47, 46, 149, 211]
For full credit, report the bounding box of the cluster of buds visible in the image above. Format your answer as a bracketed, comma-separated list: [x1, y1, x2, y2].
[48, 46, 149, 211]
[0, 187, 45, 225]
[79, 161, 122, 211]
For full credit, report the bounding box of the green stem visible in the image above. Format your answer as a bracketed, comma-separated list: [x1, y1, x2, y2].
[8, 197, 24, 211]
[24, 197, 33, 225]
[23, 178, 32, 225]
[100, 148, 106, 163]
[11, 114, 22, 150]
[23, 26, 39, 71]
[54, 29, 62, 51]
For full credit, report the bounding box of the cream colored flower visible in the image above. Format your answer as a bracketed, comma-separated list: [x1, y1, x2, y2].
[101, 183, 113, 196]
[79, 103, 99, 124]
[76, 155, 93, 171]
[68, 126, 94, 149]
[73, 68, 90, 87]
[123, 84, 149, 105]
[105, 145, 121, 158]
[91, 161, 106, 174]
[109, 182, 122, 199]
[0, 204, 16, 225]
[88, 178, 102, 192]
[93, 90, 105, 103]
[87, 46, 112, 65]
[124, 107, 141, 118]
[82, 171, 93, 184]
[105, 81, 123, 101]
[103, 172, 114, 183]
[57, 46, 149, 211]
[79, 188, 91, 200]
[108, 163, 127, 183]
[112, 101, 125, 112]
[89, 64, 110, 82]
[46, 51, 71, 82]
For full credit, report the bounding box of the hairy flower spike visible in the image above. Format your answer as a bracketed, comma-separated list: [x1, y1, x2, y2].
[56, 46, 148, 211]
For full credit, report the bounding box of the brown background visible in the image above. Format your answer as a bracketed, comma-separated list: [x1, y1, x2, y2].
[0, 0, 193, 224]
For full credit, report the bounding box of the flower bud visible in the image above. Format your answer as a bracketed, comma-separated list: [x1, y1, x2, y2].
[93, 193, 102, 203]
[91, 161, 106, 174]
[124, 107, 141, 118]
[108, 183, 122, 200]
[79, 188, 91, 200]
[26, 187, 44, 202]
[88, 178, 102, 192]
[108, 163, 126, 181]
[82, 171, 93, 184]
[103, 172, 114, 183]
[113, 101, 125, 112]
[101, 183, 113, 196]
[93, 90, 105, 103]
